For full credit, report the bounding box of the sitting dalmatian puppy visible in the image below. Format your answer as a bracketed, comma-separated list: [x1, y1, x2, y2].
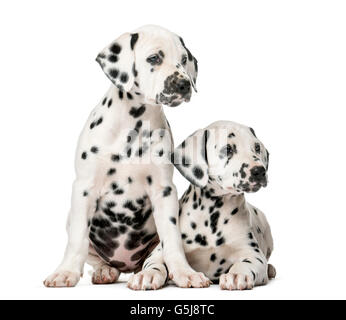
[128, 121, 276, 290]
[44, 25, 210, 288]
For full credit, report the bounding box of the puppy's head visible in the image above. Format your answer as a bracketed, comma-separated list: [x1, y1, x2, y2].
[96, 25, 198, 107]
[172, 121, 270, 195]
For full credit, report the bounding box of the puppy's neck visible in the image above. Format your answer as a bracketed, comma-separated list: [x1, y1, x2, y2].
[102, 85, 165, 127]
[193, 184, 246, 210]
[204, 180, 244, 198]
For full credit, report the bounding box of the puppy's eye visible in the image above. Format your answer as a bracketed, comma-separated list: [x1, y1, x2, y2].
[255, 143, 261, 153]
[146, 54, 161, 65]
[220, 144, 234, 159]
[181, 55, 188, 65]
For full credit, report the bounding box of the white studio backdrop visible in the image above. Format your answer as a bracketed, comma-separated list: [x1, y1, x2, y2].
[0, 0, 345, 299]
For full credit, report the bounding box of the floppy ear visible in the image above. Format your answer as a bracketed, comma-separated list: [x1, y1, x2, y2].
[178, 36, 198, 92]
[172, 129, 209, 188]
[96, 32, 139, 92]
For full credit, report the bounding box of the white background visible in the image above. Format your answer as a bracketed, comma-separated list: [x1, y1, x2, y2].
[0, 0, 345, 300]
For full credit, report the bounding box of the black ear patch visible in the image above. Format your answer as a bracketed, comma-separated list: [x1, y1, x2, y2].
[201, 130, 210, 165]
[249, 127, 257, 137]
[130, 33, 139, 50]
[179, 37, 193, 61]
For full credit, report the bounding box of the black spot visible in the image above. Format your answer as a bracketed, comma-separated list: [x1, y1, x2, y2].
[146, 176, 152, 185]
[231, 208, 239, 215]
[90, 146, 98, 153]
[243, 259, 252, 264]
[83, 191, 88, 197]
[163, 186, 172, 197]
[215, 199, 223, 208]
[256, 258, 264, 264]
[120, 73, 128, 83]
[250, 242, 259, 248]
[123, 200, 137, 212]
[220, 259, 226, 265]
[127, 92, 133, 100]
[182, 233, 187, 239]
[248, 232, 253, 239]
[192, 166, 204, 179]
[119, 90, 124, 100]
[111, 154, 121, 162]
[81, 152, 87, 160]
[106, 201, 116, 208]
[191, 222, 197, 229]
[114, 189, 124, 195]
[210, 254, 217, 262]
[109, 69, 119, 79]
[170, 217, 177, 225]
[96, 117, 103, 125]
[216, 237, 225, 246]
[158, 149, 164, 157]
[195, 234, 208, 246]
[102, 97, 107, 105]
[127, 148, 132, 158]
[210, 211, 220, 234]
[110, 43, 121, 54]
[249, 128, 257, 137]
[129, 105, 146, 118]
[128, 177, 133, 183]
[110, 260, 125, 269]
[107, 168, 116, 176]
[107, 99, 113, 108]
[111, 182, 118, 190]
[142, 233, 156, 245]
[132, 63, 138, 77]
[135, 120, 143, 130]
[108, 55, 118, 63]
[130, 33, 139, 50]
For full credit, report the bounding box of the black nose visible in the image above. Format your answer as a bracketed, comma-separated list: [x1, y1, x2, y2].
[250, 166, 266, 182]
[176, 79, 191, 95]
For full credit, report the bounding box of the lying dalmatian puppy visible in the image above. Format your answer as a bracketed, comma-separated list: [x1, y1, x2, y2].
[128, 121, 276, 290]
[44, 25, 210, 288]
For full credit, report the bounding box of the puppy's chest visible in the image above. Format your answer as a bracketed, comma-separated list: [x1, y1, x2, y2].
[179, 186, 248, 251]
[77, 88, 171, 176]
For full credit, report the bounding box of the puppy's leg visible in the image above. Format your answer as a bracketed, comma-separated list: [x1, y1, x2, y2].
[220, 244, 268, 290]
[127, 245, 167, 290]
[150, 185, 211, 288]
[44, 179, 93, 287]
[87, 245, 120, 285]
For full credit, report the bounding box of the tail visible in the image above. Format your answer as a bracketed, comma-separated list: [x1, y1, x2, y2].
[267, 264, 276, 279]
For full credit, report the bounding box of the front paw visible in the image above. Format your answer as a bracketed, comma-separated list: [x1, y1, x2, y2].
[92, 265, 120, 284]
[219, 272, 254, 290]
[127, 269, 166, 291]
[43, 270, 80, 288]
[170, 269, 211, 288]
